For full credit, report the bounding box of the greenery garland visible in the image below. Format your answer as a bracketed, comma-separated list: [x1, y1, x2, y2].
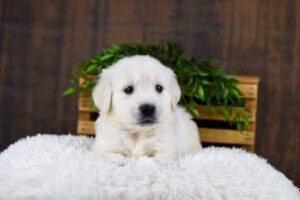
[64, 42, 250, 132]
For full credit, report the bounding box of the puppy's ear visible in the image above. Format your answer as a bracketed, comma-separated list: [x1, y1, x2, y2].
[169, 75, 181, 111]
[92, 75, 112, 113]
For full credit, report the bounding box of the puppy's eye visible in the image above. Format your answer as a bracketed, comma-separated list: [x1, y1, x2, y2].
[155, 84, 163, 93]
[124, 85, 134, 95]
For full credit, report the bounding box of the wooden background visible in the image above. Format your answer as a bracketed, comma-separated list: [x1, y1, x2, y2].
[0, 0, 299, 187]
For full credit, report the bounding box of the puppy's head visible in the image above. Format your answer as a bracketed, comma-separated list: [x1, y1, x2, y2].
[92, 55, 181, 129]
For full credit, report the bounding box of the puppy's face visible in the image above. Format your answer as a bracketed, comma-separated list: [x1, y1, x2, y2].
[112, 76, 171, 127]
[92, 55, 181, 129]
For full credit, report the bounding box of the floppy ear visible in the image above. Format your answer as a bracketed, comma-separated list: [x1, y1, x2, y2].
[169, 75, 181, 111]
[92, 75, 112, 113]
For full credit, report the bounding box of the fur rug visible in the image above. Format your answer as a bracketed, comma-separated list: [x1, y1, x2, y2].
[0, 134, 299, 200]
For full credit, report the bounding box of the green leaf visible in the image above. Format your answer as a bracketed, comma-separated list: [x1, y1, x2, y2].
[69, 79, 76, 85]
[220, 107, 231, 121]
[187, 78, 194, 86]
[90, 58, 99, 63]
[191, 82, 198, 93]
[243, 115, 250, 128]
[220, 82, 225, 90]
[223, 88, 229, 98]
[90, 102, 98, 111]
[198, 70, 209, 76]
[231, 88, 241, 99]
[191, 108, 200, 117]
[112, 44, 120, 50]
[198, 86, 205, 100]
[86, 64, 98, 73]
[201, 80, 211, 85]
[63, 87, 76, 96]
[236, 121, 242, 133]
[100, 54, 113, 61]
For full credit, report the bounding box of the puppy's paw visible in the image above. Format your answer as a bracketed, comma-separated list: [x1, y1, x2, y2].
[98, 152, 127, 166]
[108, 155, 127, 166]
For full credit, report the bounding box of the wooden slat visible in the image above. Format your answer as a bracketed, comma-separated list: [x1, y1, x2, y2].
[79, 97, 96, 112]
[237, 84, 258, 99]
[77, 120, 95, 135]
[243, 122, 256, 132]
[195, 105, 256, 122]
[200, 128, 254, 145]
[79, 92, 92, 98]
[234, 75, 260, 84]
[78, 112, 91, 120]
[242, 145, 255, 152]
[244, 99, 257, 108]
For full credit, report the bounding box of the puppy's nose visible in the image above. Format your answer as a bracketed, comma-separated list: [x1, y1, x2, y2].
[139, 104, 156, 117]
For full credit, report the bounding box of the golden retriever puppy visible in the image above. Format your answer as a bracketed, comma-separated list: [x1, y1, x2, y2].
[91, 55, 201, 164]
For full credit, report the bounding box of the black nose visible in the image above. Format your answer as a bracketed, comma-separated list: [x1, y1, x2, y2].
[139, 104, 156, 117]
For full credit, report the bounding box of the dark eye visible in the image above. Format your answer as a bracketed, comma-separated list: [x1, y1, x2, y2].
[124, 85, 134, 95]
[155, 84, 163, 93]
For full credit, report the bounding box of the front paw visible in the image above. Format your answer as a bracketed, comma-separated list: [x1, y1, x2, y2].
[96, 152, 127, 165]
[107, 154, 127, 165]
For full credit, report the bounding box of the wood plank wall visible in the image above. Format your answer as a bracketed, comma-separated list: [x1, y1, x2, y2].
[0, 0, 299, 187]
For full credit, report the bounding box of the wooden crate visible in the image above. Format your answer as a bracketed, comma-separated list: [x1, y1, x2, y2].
[77, 75, 259, 152]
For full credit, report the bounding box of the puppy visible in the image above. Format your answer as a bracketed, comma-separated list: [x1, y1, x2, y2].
[91, 55, 202, 164]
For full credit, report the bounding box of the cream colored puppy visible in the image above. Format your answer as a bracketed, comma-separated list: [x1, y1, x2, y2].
[91, 55, 202, 164]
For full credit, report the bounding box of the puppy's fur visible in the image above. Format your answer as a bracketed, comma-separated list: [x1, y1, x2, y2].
[91, 55, 201, 163]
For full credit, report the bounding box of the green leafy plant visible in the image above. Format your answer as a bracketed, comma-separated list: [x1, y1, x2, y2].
[64, 42, 251, 132]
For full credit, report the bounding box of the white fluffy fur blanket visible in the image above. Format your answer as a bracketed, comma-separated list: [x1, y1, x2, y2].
[0, 134, 299, 200]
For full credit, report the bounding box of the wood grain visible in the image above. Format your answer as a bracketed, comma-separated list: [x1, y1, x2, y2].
[0, 0, 299, 187]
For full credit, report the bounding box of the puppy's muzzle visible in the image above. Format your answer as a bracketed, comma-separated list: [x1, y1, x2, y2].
[140, 104, 155, 116]
[138, 104, 156, 125]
